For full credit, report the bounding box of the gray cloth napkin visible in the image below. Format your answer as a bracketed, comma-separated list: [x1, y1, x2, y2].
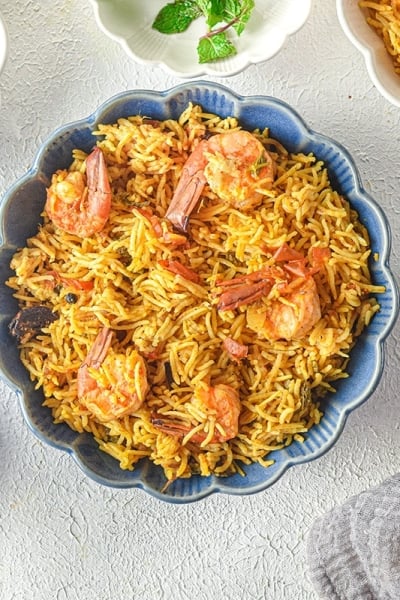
[307, 474, 400, 599]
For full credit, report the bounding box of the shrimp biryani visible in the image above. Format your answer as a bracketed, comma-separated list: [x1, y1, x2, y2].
[7, 103, 384, 484]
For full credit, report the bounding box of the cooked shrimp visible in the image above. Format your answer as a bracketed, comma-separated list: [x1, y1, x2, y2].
[152, 383, 241, 444]
[45, 147, 112, 238]
[217, 244, 327, 341]
[166, 130, 275, 232]
[77, 327, 149, 422]
[246, 277, 321, 341]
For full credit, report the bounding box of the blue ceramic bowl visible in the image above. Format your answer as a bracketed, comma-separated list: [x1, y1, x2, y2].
[0, 82, 398, 503]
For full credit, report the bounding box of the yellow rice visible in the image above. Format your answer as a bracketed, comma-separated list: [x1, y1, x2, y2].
[7, 104, 384, 483]
[360, 0, 400, 75]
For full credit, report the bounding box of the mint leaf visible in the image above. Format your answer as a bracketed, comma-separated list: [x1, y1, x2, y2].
[220, 0, 241, 20]
[152, 1, 202, 34]
[232, 0, 254, 36]
[197, 32, 237, 63]
[204, 0, 227, 28]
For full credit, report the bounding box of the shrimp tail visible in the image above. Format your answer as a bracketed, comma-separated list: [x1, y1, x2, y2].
[151, 415, 189, 438]
[151, 415, 214, 445]
[82, 326, 113, 368]
[86, 147, 110, 197]
[165, 175, 206, 232]
[216, 266, 283, 311]
[217, 281, 273, 311]
[165, 141, 208, 232]
[77, 327, 113, 397]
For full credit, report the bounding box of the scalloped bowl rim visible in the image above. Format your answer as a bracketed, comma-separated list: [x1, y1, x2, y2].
[88, 0, 312, 78]
[336, 0, 400, 107]
[0, 82, 398, 503]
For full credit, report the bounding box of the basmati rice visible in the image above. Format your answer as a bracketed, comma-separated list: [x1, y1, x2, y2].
[360, 0, 400, 75]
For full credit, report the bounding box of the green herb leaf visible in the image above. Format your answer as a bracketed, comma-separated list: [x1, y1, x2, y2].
[204, 0, 228, 28]
[232, 0, 254, 36]
[219, 0, 241, 21]
[197, 32, 237, 63]
[152, 0, 202, 34]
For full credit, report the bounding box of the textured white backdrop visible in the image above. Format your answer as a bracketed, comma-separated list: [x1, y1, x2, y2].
[0, 1, 399, 599]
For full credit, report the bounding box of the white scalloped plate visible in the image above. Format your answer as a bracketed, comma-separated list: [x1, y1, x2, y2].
[89, 0, 312, 78]
[337, 0, 400, 107]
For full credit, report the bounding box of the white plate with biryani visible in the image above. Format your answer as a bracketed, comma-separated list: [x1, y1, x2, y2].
[89, 0, 312, 78]
[337, 0, 400, 107]
[0, 82, 398, 503]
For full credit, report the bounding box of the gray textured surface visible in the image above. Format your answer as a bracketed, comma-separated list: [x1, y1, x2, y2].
[0, 1, 399, 599]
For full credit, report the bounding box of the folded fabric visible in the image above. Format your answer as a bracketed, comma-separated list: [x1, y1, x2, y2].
[306, 474, 400, 599]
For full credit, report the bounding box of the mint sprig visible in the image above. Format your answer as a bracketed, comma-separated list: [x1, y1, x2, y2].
[152, 0, 255, 64]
